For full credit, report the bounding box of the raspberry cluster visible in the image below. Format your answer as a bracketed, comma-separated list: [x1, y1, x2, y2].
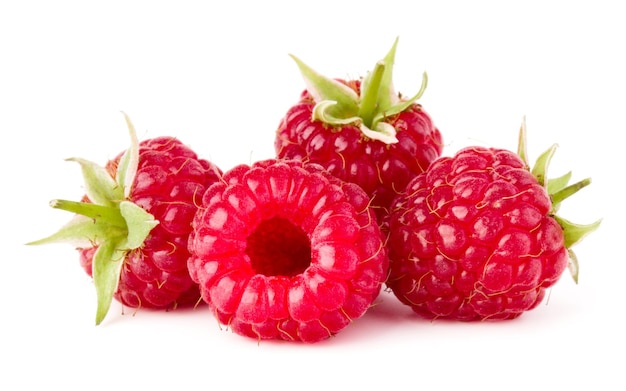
[30, 38, 599, 343]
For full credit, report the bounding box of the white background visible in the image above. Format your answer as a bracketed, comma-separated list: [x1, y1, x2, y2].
[2, 1, 623, 390]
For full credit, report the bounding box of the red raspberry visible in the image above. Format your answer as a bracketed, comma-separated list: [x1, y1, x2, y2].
[187, 159, 389, 343]
[384, 121, 600, 320]
[275, 38, 443, 222]
[29, 114, 223, 324]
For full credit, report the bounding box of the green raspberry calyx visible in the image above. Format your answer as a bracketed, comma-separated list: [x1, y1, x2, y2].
[27, 113, 159, 325]
[290, 37, 428, 144]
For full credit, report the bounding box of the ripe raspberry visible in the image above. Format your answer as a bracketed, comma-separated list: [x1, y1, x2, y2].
[29, 114, 223, 324]
[384, 120, 600, 320]
[187, 159, 389, 343]
[275, 38, 443, 222]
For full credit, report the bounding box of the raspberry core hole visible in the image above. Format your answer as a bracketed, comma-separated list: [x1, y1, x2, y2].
[246, 216, 311, 277]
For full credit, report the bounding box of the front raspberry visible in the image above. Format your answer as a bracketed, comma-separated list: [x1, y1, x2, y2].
[384, 121, 600, 320]
[29, 114, 223, 324]
[275, 38, 443, 222]
[187, 159, 389, 343]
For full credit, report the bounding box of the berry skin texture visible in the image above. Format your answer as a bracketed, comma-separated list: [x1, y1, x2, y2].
[384, 125, 600, 321]
[29, 114, 223, 324]
[275, 38, 443, 222]
[187, 159, 389, 343]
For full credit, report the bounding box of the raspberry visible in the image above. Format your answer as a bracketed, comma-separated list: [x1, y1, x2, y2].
[384, 121, 600, 320]
[187, 159, 389, 343]
[275, 38, 443, 222]
[29, 114, 223, 324]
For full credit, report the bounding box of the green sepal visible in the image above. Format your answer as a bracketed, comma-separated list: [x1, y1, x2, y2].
[288, 53, 360, 119]
[546, 171, 572, 213]
[567, 249, 580, 284]
[26, 214, 123, 248]
[531, 143, 558, 188]
[551, 177, 591, 208]
[117, 112, 140, 199]
[93, 238, 126, 325]
[359, 61, 386, 127]
[49, 199, 127, 228]
[372, 71, 428, 123]
[553, 215, 602, 249]
[359, 121, 399, 144]
[91, 201, 158, 326]
[311, 100, 362, 127]
[547, 171, 572, 197]
[556, 216, 601, 284]
[67, 157, 123, 207]
[120, 201, 159, 250]
[517, 117, 529, 166]
[372, 36, 399, 111]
